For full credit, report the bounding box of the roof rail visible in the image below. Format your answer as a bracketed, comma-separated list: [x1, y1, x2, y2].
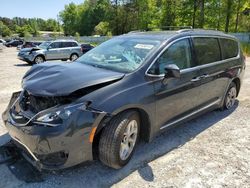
[178, 28, 225, 34]
[177, 29, 193, 33]
[128, 26, 193, 33]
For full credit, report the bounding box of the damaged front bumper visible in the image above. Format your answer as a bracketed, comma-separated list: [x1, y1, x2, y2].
[2, 91, 107, 171]
[18, 53, 35, 63]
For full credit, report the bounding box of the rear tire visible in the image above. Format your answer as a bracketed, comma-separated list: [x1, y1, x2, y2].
[70, 53, 79, 61]
[98, 111, 140, 169]
[222, 82, 237, 110]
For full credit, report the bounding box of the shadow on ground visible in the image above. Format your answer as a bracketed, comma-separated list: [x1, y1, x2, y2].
[0, 102, 239, 187]
[14, 64, 31, 67]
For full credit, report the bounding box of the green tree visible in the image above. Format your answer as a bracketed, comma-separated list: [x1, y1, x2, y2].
[94, 21, 111, 35]
[0, 21, 12, 37]
[59, 3, 79, 36]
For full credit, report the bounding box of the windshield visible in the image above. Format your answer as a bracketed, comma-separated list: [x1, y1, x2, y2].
[77, 37, 161, 73]
[39, 41, 51, 49]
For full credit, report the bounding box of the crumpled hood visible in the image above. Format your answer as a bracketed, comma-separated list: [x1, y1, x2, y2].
[22, 62, 125, 96]
[20, 47, 41, 53]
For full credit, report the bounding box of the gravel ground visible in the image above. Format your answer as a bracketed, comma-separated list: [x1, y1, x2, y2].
[0, 48, 249, 188]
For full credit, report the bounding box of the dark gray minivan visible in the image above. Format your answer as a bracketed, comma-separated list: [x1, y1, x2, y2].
[2, 29, 245, 170]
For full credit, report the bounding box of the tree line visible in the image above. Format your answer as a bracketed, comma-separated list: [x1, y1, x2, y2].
[0, 0, 249, 38]
[59, 0, 250, 36]
[0, 17, 61, 37]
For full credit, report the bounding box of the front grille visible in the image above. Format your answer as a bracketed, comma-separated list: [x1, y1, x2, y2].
[20, 90, 61, 113]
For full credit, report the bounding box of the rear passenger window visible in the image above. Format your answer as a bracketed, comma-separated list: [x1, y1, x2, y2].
[220, 38, 238, 59]
[71, 42, 78, 47]
[62, 42, 78, 47]
[193, 38, 221, 65]
[151, 39, 192, 74]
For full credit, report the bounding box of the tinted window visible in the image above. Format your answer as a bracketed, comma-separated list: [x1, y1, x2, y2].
[62, 42, 70, 47]
[149, 39, 192, 75]
[193, 37, 221, 65]
[220, 38, 238, 59]
[50, 42, 61, 49]
[71, 42, 78, 47]
[62, 42, 78, 47]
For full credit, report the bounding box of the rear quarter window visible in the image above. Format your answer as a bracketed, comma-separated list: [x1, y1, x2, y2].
[193, 37, 221, 65]
[220, 38, 239, 59]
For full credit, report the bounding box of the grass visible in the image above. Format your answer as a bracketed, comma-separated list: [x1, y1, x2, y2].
[241, 42, 250, 57]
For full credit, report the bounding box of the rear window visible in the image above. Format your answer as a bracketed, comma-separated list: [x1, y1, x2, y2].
[220, 38, 239, 59]
[193, 37, 221, 65]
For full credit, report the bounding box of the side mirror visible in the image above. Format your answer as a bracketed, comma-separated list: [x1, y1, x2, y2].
[164, 64, 181, 78]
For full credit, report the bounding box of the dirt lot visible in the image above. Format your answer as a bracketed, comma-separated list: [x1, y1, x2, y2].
[0, 48, 249, 188]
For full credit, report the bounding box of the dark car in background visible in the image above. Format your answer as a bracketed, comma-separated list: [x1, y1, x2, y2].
[81, 43, 94, 53]
[5, 39, 23, 47]
[2, 29, 245, 171]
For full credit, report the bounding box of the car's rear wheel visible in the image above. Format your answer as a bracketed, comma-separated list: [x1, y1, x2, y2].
[34, 56, 45, 64]
[223, 82, 237, 110]
[98, 111, 140, 169]
[70, 54, 78, 61]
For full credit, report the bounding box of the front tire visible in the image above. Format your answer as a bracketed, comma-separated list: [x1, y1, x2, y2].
[98, 111, 140, 169]
[34, 55, 45, 64]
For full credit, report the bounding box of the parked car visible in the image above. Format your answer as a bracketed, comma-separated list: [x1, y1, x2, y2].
[5, 39, 23, 47]
[17, 40, 82, 64]
[0, 39, 6, 45]
[81, 43, 94, 53]
[17, 41, 43, 50]
[2, 29, 245, 171]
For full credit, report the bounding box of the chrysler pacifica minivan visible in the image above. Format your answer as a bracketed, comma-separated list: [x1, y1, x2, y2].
[2, 29, 245, 170]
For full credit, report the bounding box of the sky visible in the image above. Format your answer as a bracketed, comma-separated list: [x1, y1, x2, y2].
[0, 0, 84, 20]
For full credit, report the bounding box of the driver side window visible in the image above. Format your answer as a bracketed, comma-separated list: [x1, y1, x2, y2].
[149, 39, 192, 75]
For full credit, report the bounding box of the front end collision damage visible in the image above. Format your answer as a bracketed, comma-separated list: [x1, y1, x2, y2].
[2, 90, 110, 171]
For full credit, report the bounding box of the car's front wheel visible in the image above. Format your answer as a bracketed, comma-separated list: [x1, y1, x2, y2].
[98, 111, 140, 169]
[34, 56, 45, 64]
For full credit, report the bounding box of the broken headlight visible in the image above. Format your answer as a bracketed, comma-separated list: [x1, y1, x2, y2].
[33, 103, 86, 126]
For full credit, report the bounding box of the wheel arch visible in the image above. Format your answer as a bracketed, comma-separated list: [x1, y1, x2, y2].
[92, 107, 152, 159]
[70, 52, 79, 57]
[34, 54, 45, 61]
[232, 77, 241, 97]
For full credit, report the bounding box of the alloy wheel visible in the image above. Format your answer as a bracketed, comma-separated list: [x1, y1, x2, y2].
[71, 54, 78, 61]
[35, 56, 44, 64]
[226, 86, 237, 109]
[119, 120, 138, 161]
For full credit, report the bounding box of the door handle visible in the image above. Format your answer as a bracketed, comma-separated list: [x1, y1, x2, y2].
[191, 77, 201, 82]
[200, 74, 210, 79]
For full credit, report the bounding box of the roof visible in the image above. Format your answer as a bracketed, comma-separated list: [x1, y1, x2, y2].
[53, 39, 78, 42]
[122, 29, 237, 42]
